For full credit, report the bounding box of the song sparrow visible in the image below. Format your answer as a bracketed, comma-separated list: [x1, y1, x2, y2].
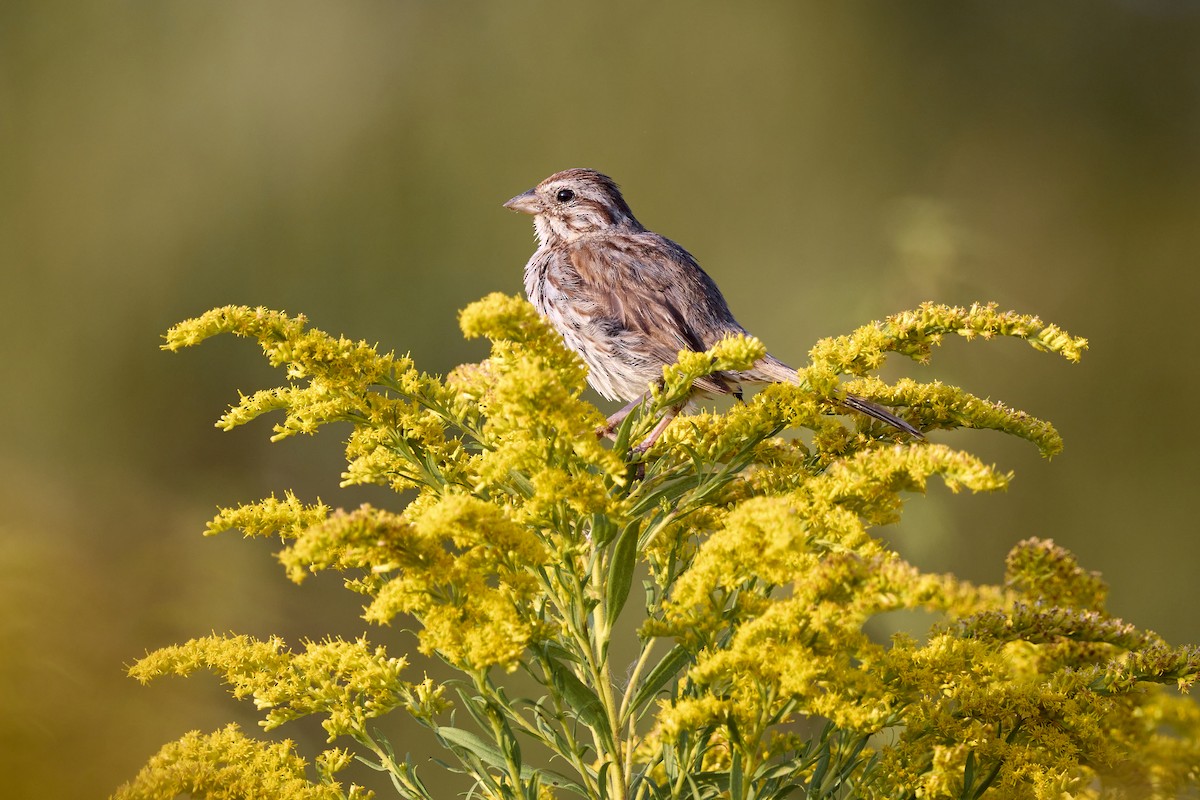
[504, 168, 922, 451]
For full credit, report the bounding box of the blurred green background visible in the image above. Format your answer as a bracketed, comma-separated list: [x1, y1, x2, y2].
[3, 2, 1199, 796]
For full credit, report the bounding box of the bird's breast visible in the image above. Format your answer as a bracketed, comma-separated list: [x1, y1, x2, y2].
[523, 249, 660, 402]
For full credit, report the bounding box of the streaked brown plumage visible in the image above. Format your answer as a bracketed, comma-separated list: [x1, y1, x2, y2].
[504, 168, 922, 450]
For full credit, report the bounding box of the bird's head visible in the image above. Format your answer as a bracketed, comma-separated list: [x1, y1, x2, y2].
[504, 168, 643, 246]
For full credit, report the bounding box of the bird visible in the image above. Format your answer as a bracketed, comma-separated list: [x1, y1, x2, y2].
[503, 168, 922, 452]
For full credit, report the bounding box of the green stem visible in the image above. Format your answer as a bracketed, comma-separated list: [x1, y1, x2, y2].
[533, 558, 616, 777]
[590, 549, 627, 800]
[618, 637, 657, 723]
[473, 672, 526, 798]
[530, 654, 603, 798]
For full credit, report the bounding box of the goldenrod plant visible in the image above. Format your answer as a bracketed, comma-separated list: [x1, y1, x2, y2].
[115, 295, 1200, 799]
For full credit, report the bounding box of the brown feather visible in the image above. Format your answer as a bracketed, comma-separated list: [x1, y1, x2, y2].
[507, 168, 923, 441]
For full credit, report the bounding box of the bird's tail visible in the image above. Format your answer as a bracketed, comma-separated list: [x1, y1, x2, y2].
[744, 354, 924, 439]
[741, 354, 802, 384]
[840, 394, 924, 439]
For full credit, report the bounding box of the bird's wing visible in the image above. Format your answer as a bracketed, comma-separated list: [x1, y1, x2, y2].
[568, 233, 744, 394]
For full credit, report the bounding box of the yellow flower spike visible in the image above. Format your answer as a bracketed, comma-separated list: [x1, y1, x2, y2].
[807, 301, 1088, 377]
[112, 724, 365, 800]
[129, 635, 412, 740]
[207, 491, 331, 542]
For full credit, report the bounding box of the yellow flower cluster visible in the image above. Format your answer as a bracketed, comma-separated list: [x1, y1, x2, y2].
[806, 301, 1088, 375]
[129, 634, 432, 739]
[112, 724, 372, 800]
[124, 295, 1200, 800]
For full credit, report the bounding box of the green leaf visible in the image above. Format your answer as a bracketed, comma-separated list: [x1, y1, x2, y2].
[538, 640, 582, 666]
[960, 750, 976, 800]
[507, 468, 536, 498]
[590, 513, 618, 548]
[810, 740, 831, 795]
[437, 726, 504, 767]
[524, 772, 541, 800]
[452, 686, 493, 734]
[546, 658, 610, 739]
[501, 720, 523, 776]
[627, 473, 704, 518]
[626, 645, 692, 723]
[435, 727, 586, 796]
[596, 760, 612, 800]
[605, 522, 639, 631]
[662, 743, 679, 781]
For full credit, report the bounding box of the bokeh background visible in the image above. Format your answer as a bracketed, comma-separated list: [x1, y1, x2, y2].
[3, 2, 1199, 796]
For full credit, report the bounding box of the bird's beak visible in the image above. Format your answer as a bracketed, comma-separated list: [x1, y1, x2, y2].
[503, 189, 543, 215]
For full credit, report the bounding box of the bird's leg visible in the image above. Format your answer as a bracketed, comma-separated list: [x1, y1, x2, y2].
[632, 403, 683, 455]
[597, 391, 651, 440]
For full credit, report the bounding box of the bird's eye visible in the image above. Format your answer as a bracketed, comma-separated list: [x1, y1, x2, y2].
[555, 188, 575, 203]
